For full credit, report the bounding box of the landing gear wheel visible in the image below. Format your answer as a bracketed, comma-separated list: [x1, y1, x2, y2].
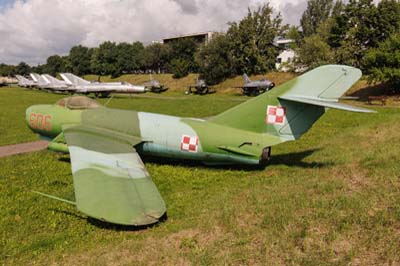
[201, 87, 209, 95]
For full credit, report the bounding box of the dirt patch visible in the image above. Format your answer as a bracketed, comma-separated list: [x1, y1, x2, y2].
[0, 140, 48, 158]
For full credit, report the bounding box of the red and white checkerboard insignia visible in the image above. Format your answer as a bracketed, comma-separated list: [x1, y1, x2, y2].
[180, 135, 199, 152]
[266, 105, 286, 125]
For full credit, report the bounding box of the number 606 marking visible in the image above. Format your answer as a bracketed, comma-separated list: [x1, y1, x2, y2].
[29, 113, 52, 131]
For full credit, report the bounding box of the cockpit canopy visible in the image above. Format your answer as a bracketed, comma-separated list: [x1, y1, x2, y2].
[56, 96, 102, 110]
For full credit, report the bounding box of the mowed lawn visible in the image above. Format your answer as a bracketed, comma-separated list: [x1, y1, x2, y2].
[0, 86, 400, 265]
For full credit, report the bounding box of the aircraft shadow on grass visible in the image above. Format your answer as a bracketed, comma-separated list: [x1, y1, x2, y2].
[141, 148, 330, 171]
[57, 148, 331, 171]
[268, 148, 332, 168]
[50, 208, 168, 231]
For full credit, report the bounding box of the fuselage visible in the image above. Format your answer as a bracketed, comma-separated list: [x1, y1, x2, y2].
[26, 104, 282, 166]
[72, 84, 146, 93]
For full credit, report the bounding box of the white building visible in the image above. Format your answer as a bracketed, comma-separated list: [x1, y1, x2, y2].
[274, 37, 297, 72]
[161, 31, 217, 45]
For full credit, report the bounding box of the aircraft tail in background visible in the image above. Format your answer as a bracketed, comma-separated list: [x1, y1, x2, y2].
[60, 73, 91, 86]
[243, 74, 251, 84]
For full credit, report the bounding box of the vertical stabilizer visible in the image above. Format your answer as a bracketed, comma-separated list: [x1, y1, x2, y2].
[210, 65, 371, 140]
[243, 74, 251, 84]
[60, 73, 90, 86]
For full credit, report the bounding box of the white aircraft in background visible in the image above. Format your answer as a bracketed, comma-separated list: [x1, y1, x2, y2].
[41, 74, 76, 93]
[15, 75, 36, 88]
[30, 73, 50, 89]
[60, 73, 146, 97]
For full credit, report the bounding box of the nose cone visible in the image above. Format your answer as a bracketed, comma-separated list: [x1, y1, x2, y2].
[26, 105, 37, 131]
[26, 105, 56, 137]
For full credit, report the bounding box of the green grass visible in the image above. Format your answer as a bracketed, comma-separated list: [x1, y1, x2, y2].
[1, 86, 400, 265]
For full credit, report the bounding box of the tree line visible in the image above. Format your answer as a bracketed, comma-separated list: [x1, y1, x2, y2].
[1, 0, 399, 88]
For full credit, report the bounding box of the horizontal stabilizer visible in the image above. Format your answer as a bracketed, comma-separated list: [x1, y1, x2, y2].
[279, 95, 376, 113]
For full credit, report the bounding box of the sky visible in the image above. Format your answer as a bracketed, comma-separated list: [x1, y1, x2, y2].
[0, 0, 313, 65]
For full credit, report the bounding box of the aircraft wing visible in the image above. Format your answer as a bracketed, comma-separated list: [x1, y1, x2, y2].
[63, 125, 166, 226]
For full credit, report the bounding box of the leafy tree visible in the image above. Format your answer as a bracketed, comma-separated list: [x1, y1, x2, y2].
[329, 0, 381, 67]
[15, 62, 31, 75]
[31, 64, 45, 74]
[68, 45, 93, 75]
[171, 58, 190, 79]
[169, 38, 199, 78]
[144, 43, 172, 73]
[45, 55, 65, 76]
[195, 34, 234, 85]
[364, 33, 400, 90]
[300, 0, 335, 37]
[376, 0, 400, 42]
[285, 26, 302, 48]
[297, 35, 333, 68]
[90, 41, 118, 77]
[0, 64, 16, 76]
[227, 4, 282, 75]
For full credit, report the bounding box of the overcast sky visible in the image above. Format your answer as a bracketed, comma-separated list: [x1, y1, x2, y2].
[0, 0, 315, 65]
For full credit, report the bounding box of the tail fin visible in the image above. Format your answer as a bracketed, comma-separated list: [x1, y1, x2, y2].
[243, 74, 251, 84]
[30, 73, 41, 83]
[210, 65, 374, 141]
[60, 73, 90, 86]
[15, 75, 29, 82]
[31, 73, 49, 84]
[42, 74, 66, 86]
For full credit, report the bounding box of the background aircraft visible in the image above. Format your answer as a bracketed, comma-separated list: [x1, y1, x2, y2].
[143, 75, 167, 93]
[15, 75, 36, 88]
[60, 73, 146, 97]
[186, 78, 210, 95]
[26, 65, 374, 226]
[30, 73, 53, 90]
[241, 73, 275, 96]
[41, 74, 75, 92]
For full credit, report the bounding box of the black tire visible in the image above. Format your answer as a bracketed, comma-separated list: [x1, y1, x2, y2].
[251, 89, 259, 97]
[201, 87, 209, 95]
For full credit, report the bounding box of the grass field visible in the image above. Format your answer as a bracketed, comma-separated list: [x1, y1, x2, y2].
[1, 81, 400, 265]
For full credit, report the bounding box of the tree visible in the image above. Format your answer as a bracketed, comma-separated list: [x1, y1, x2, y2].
[195, 34, 234, 85]
[45, 55, 65, 76]
[0, 64, 16, 76]
[169, 38, 199, 78]
[90, 41, 118, 77]
[364, 33, 400, 90]
[171, 58, 190, 79]
[328, 0, 380, 67]
[297, 35, 333, 69]
[376, 0, 400, 42]
[68, 45, 93, 75]
[285, 26, 302, 49]
[227, 4, 282, 75]
[15, 62, 31, 75]
[144, 43, 171, 73]
[300, 0, 335, 37]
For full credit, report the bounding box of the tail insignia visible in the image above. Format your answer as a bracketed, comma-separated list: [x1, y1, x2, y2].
[266, 105, 286, 125]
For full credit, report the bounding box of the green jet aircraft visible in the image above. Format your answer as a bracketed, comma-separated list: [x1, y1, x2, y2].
[26, 65, 374, 226]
